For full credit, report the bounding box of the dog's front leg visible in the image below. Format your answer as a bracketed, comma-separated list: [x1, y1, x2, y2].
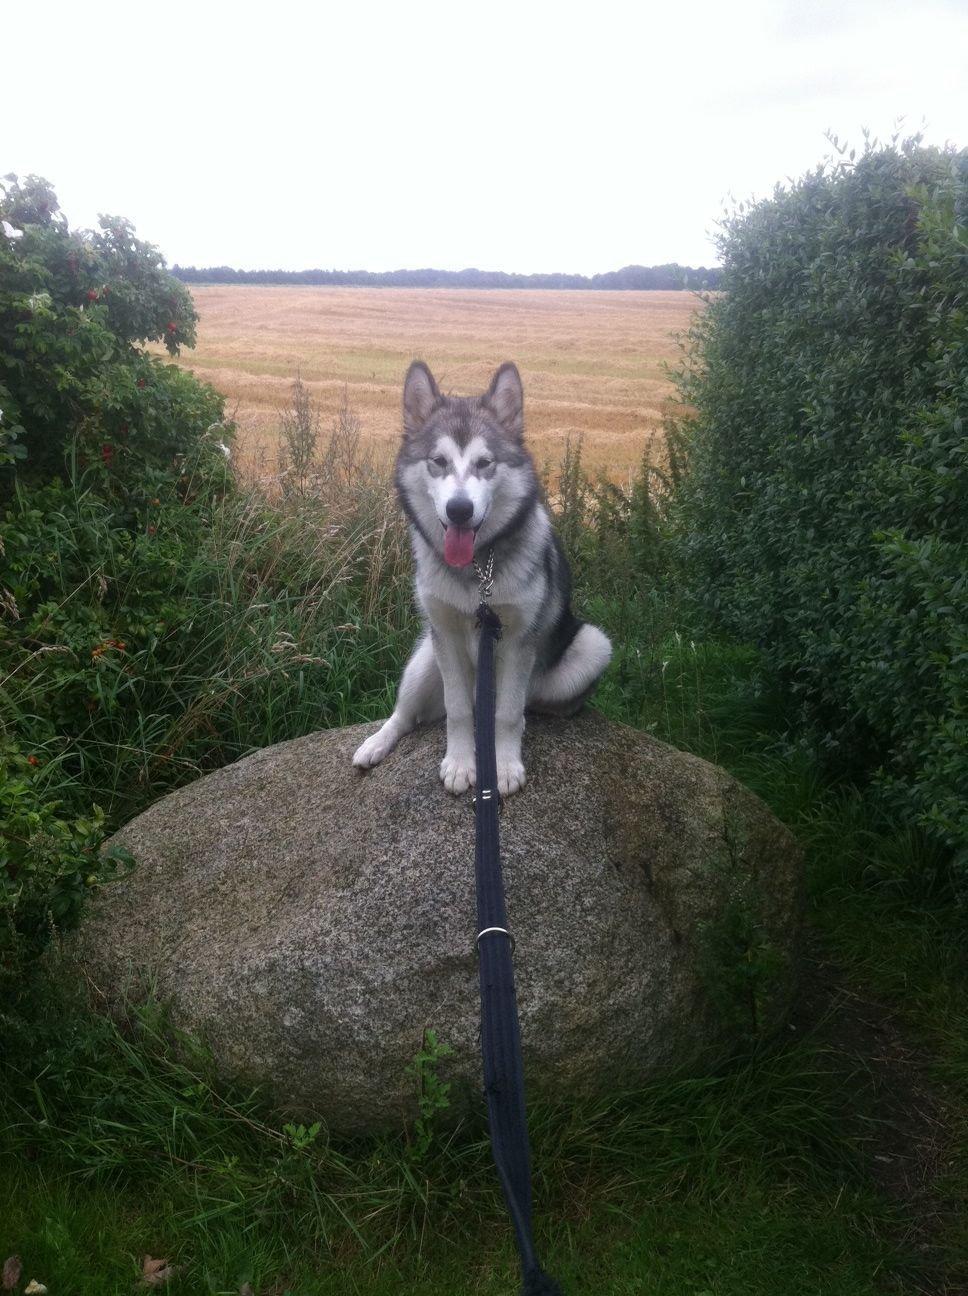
[492, 636, 536, 796]
[432, 629, 477, 794]
[352, 631, 443, 771]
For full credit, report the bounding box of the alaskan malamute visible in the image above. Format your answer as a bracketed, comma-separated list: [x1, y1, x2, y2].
[353, 361, 612, 796]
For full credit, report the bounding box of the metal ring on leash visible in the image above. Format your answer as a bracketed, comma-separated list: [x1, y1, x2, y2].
[476, 926, 515, 953]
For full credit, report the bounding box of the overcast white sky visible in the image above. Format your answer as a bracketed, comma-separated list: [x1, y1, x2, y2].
[5, 0, 967, 274]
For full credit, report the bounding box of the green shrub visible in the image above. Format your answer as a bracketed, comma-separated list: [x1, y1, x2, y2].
[0, 469, 415, 980]
[0, 175, 234, 979]
[674, 137, 968, 855]
[0, 743, 133, 988]
[0, 198, 418, 985]
[0, 475, 412, 799]
[0, 173, 225, 496]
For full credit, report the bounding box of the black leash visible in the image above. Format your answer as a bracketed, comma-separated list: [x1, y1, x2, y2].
[472, 552, 564, 1296]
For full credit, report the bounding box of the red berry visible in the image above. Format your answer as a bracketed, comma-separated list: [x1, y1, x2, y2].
[101, 444, 114, 465]
[86, 289, 98, 302]
[166, 321, 177, 333]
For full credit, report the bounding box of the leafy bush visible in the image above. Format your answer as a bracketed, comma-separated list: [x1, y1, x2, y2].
[0, 745, 133, 988]
[674, 137, 968, 855]
[0, 447, 412, 982]
[0, 175, 232, 977]
[0, 471, 413, 822]
[0, 173, 224, 495]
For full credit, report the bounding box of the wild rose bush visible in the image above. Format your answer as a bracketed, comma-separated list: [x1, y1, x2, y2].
[0, 173, 226, 496]
[0, 176, 232, 984]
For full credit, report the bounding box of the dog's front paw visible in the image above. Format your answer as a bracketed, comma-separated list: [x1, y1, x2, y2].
[353, 722, 398, 769]
[440, 750, 476, 794]
[496, 756, 526, 797]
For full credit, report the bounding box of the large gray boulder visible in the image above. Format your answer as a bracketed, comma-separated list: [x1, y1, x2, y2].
[73, 714, 803, 1133]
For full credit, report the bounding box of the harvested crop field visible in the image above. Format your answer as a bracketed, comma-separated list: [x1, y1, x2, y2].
[166, 286, 702, 481]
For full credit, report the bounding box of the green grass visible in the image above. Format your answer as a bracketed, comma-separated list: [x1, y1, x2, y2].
[3, 444, 967, 1294]
[1, 1169, 903, 1295]
[0, 469, 417, 832]
[0, 964, 924, 1295]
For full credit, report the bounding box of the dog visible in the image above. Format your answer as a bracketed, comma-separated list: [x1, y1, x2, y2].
[352, 360, 612, 796]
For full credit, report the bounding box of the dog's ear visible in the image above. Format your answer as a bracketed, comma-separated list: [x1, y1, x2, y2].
[403, 361, 441, 437]
[483, 362, 524, 440]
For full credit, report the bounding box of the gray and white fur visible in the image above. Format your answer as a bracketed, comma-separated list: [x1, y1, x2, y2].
[352, 361, 612, 796]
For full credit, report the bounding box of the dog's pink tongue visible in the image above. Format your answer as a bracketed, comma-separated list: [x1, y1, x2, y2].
[444, 525, 475, 568]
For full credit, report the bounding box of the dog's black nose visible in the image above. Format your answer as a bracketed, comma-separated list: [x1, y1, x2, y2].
[446, 496, 474, 525]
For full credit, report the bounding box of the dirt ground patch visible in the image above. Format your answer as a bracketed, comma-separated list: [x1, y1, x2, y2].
[160, 286, 702, 482]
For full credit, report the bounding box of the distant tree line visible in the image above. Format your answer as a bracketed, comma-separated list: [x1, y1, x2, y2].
[170, 262, 723, 290]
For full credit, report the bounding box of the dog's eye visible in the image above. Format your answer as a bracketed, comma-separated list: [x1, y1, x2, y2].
[476, 457, 493, 470]
[430, 455, 448, 470]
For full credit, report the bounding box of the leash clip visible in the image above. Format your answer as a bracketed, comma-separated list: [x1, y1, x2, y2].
[474, 550, 502, 634]
[473, 548, 495, 605]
